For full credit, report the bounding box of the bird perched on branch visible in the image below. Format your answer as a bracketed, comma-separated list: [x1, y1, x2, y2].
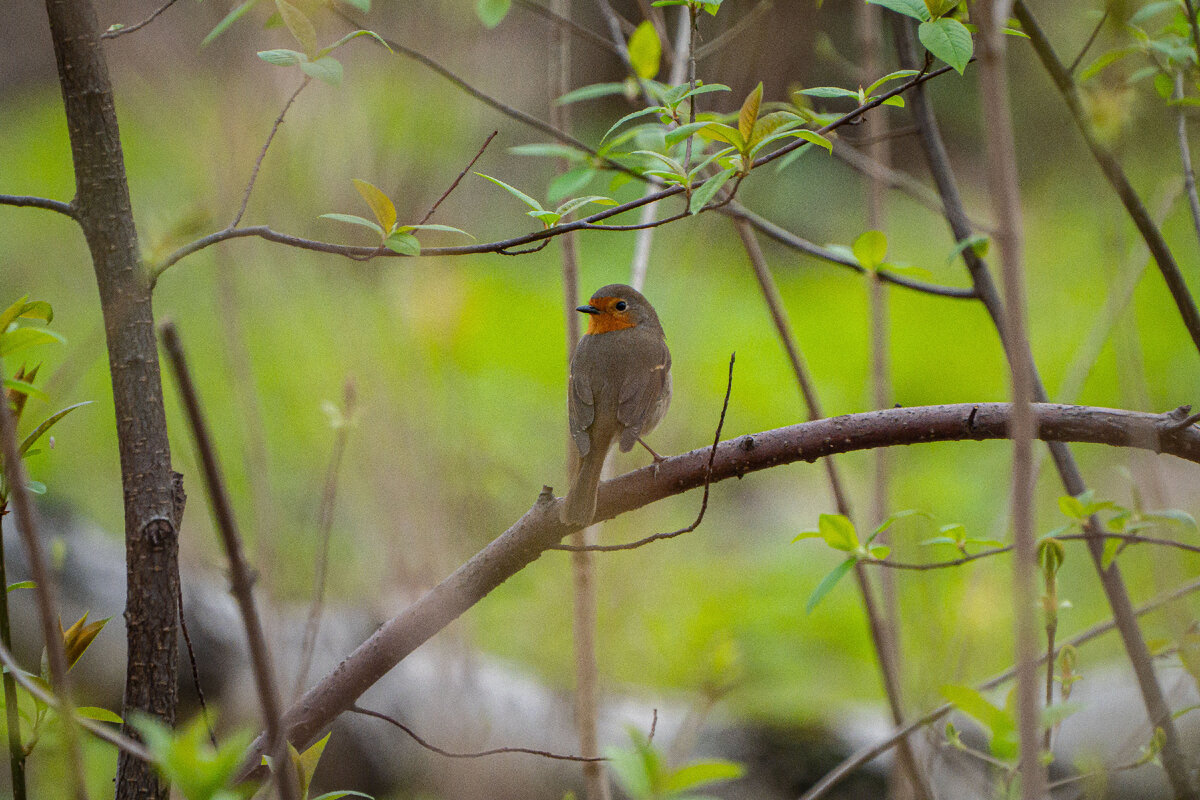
[561, 284, 672, 525]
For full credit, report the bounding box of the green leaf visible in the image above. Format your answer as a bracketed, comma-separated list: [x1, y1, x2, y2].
[383, 232, 420, 256]
[798, 86, 862, 100]
[689, 168, 734, 214]
[528, 210, 563, 226]
[309, 793, 374, 800]
[3, 378, 47, 403]
[556, 82, 629, 104]
[395, 224, 474, 238]
[631, 149, 685, 176]
[818, 513, 860, 551]
[275, 0, 317, 55]
[301, 55, 343, 86]
[202, 0, 261, 46]
[295, 733, 332, 798]
[257, 48, 307, 66]
[554, 196, 618, 218]
[662, 760, 745, 792]
[852, 230, 888, 269]
[0, 327, 66, 358]
[7, 581, 35, 592]
[947, 234, 990, 265]
[19, 401, 92, 457]
[548, 166, 595, 203]
[870, 508, 931, 538]
[25, 480, 46, 495]
[738, 82, 763, 145]
[664, 121, 714, 147]
[792, 129, 832, 153]
[1058, 494, 1086, 521]
[509, 143, 585, 160]
[628, 21, 662, 79]
[1130, 1, 1181, 25]
[867, 0, 930, 21]
[340, 0, 370, 11]
[918, 18, 973, 74]
[806, 557, 856, 613]
[352, 178, 397, 233]
[476, 0, 510, 28]
[869, 545, 891, 560]
[316, 29, 392, 59]
[1079, 47, 1137, 82]
[75, 706, 123, 724]
[1145, 509, 1199, 530]
[865, 69, 920, 95]
[602, 106, 665, 142]
[940, 684, 1017, 758]
[697, 122, 745, 149]
[319, 213, 384, 237]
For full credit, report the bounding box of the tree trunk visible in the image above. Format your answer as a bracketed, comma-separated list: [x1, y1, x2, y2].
[43, 2, 180, 798]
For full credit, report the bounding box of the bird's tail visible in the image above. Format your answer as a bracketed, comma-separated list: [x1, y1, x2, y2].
[561, 450, 606, 525]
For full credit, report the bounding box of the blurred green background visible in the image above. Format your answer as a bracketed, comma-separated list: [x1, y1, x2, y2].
[2, 0, 1199, 751]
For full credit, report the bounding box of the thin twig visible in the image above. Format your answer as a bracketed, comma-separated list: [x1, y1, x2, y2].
[100, 0, 182, 39]
[349, 704, 606, 761]
[294, 379, 357, 698]
[514, 0, 621, 56]
[798, 572, 1200, 800]
[1067, 9, 1109, 76]
[1174, 73, 1200, 249]
[694, 0, 772, 60]
[231, 78, 311, 229]
[0, 364, 86, 800]
[159, 322, 298, 800]
[0, 512, 24, 800]
[723, 203, 977, 298]
[550, 353, 734, 553]
[177, 580, 217, 747]
[0, 639, 150, 762]
[419, 131, 498, 225]
[1015, 1, 1200, 360]
[0, 195, 76, 219]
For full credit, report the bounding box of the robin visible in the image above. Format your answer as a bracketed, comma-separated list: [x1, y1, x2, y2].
[561, 284, 672, 525]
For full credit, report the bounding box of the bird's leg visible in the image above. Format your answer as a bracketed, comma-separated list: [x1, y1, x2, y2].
[637, 437, 666, 473]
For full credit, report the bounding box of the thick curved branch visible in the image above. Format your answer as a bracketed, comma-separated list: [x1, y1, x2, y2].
[240, 401, 1200, 772]
[0, 194, 76, 219]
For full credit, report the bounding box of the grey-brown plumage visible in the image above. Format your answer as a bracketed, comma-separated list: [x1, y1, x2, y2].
[562, 284, 672, 525]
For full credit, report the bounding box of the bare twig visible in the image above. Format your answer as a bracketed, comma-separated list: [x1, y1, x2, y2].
[1067, 9, 1109, 76]
[550, 353, 734, 553]
[1174, 73, 1200, 249]
[177, 580, 217, 747]
[899, 13, 1198, 798]
[0, 195, 76, 218]
[0, 512, 24, 799]
[0, 639, 150, 762]
[100, 0, 181, 39]
[159, 322, 298, 800]
[231, 78, 310, 229]
[799, 572, 1200, 800]
[419, 131, 497, 225]
[723, 203, 976, 298]
[0, 365, 86, 800]
[294, 379, 357, 698]
[735, 218, 931, 799]
[1015, 1, 1200, 359]
[238, 401, 1200, 774]
[976, 5, 1044, 796]
[349, 704, 605, 761]
[694, 0, 772, 60]
[515, 0, 622, 56]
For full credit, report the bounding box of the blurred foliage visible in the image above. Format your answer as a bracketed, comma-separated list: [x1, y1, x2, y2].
[0, 0, 1198, 761]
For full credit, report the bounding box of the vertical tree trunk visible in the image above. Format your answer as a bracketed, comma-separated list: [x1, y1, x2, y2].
[43, 2, 180, 798]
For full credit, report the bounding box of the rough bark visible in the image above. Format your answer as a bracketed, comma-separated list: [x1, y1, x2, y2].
[43, 2, 180, 798]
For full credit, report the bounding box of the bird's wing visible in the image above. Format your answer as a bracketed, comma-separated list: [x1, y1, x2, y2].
[568, 360, 595, 457]
[616, 338, 671, 451]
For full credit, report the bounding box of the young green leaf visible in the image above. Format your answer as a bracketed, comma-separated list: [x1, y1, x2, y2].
[75, 706, 123, 724]
[275, 0, 317, 56]
[556, 82, 629, 104]
[509, 143, 585, 160]
[528, 209, 563, 226]
[319, 213, 385, 236]
[867, 0, 930, 21]
[689, 168, 734, 214]
[628, 21, 662, 80]
[738, 82, 764, 144]
[791, 129, 833, 154]
[946, 234, 990, 265]
[7, 581, 35, 592]
[301, 55, 343, 86]
[203, 0, 261, 47]
[352, 179, 398, 233]
[316, 29, 392, 59]
[806, 557, 856, 613]
[797, 86, 862, 100]
[852, 230, 888, 270]
[697, 122, 745, 149]
[394, 224, 474, 238]
[19, 401, 92, 457]
[476, 0, 511, 28]
[865, 69, 920, 95]
[257, 49, 308, 66]
[554, 196, 618, 218]
[918, 18, 973, 74]
[548, 166, 595, 203]
[0, 327, 66, 358]
[602, 106, 665, 143]
[664, 121, 714, 147]
[661, 759, 745, 792]
[383, 232, 420, 256]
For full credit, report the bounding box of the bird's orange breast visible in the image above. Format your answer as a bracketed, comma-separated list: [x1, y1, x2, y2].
[586, 313, 636, 335]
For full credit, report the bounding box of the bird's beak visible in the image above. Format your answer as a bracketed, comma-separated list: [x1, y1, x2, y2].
[576, 304, 600, 314]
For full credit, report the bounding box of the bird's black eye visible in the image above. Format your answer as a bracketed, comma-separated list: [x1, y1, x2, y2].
[615, 300, 628, 311]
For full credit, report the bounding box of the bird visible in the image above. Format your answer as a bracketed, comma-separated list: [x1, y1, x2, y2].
[561, 283, 672, 526]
